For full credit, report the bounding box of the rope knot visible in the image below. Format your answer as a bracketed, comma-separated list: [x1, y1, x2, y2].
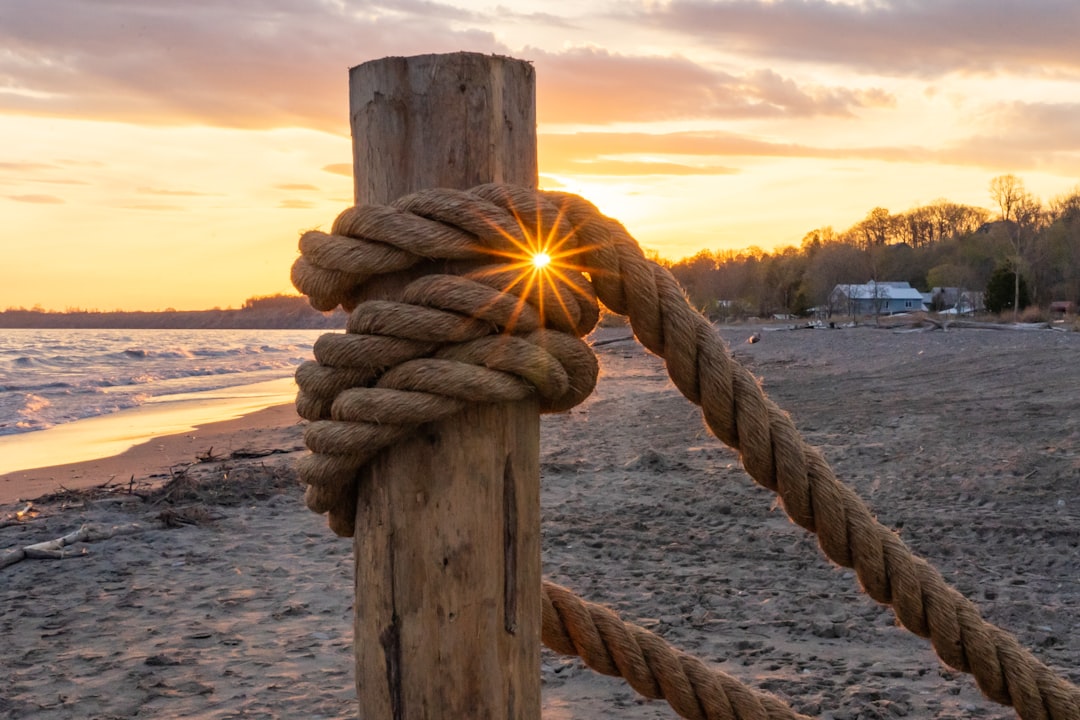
[292, 185, 609, 537]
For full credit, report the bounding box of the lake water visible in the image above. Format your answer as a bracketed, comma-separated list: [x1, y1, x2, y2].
[0, 328, 324, 437]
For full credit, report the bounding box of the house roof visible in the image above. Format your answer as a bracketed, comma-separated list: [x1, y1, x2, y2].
[833, 281, 924, 301]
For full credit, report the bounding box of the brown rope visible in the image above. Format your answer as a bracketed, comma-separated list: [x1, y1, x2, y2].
[291, 184, 1080, 720]
[541, 580, 811, 720]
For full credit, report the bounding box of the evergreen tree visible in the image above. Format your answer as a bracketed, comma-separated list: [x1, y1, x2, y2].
[984, 264, 1030, 314]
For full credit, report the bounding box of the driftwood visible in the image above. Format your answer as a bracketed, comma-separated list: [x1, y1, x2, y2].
[0, 503, 36, 529]
[1, 522, 145, 570]
[879, 312, 1058, 332]
[589, 334, 635, 348]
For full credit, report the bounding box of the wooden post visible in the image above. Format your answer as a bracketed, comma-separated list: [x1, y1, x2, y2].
[348, 53, 541, 719]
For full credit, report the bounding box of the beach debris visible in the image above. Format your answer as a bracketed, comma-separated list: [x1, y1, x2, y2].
[195, 446, 223, 463]
[0, 522, 145, 570]
[0, 503, 39, 528]
[146, 463, 299, 508]
[157, 505, 223, 528]
[877, 311, 1065, 333]
[589, 334, 635, 348]
[227, 447, 301, 460]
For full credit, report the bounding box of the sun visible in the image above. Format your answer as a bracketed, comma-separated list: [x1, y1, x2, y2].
[466, 193, 601, 335]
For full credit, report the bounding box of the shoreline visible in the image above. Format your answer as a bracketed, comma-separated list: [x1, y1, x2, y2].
[0, 376, 298, 478]
[0, 402, 304, 505]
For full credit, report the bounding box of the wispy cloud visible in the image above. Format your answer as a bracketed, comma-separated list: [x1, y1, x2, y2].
[114, 202, 185, 211]
[322, 164, 352, 177]
[937, 101, 1080, 172]
[542, 95, 1080, 177]
[274, 183, 320, 191]
[550, 158, 740, 177]
[638, 0, 1080, 77]
[279, 199, 316, 209]
[540, 130, 941, 175]
[531, 47, 893, 123]
[0, 161, 58, 172]
[7, 193, 65, 204]
[138, 186, 217, 196]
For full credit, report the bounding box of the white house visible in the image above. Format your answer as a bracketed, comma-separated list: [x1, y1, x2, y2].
[830, 281, 927, 317]
[921, 287, 984, 315]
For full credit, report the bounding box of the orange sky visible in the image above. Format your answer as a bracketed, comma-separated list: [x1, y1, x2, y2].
[2, 0, 1078, 311]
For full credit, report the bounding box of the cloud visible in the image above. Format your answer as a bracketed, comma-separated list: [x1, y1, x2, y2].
[0, 159, 96, 186]
[0, 161, 58, 172]
[0, 0, 505, 131]
[530, 47, 893, 123]
[274, 183, 320, 191]
[985, 102, 1080, 149]
[7, 193, 65, 204]
[0, 1, 895, 132]
[540, 129, 940, 175]
[542, 130, 816, 166]
[114, 202, 185, 211]
[279, 199, 316, 209]
[138, 186, 217, 196]
[548, 157, 739, 177]
[935, 101, 1080, 173]
[639, 0, 1080, 77]
[541, 95, 1080, 176]
[494, 6, 581, 30]
[322, 164, 352, 177]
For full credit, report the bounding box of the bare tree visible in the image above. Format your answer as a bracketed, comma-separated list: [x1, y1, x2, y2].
[989, 174, 1038, 320]
[927, 200, 991, 241]
[896, 206, 934, 247]
[990, 174, 1025, 225]
[854, 207, 897, 248]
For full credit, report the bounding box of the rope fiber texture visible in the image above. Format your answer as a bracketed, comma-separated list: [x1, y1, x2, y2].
[291, 184, 1080, 720]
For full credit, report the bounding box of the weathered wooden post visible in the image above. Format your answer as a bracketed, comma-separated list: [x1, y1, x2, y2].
[348, 53, 541, 719]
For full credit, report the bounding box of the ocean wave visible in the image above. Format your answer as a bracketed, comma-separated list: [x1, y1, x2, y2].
[18, 394, 51, 415]
[0, 328, 321, 435]
[0, 381, 74, 393]
[123, 347, 209, 360]
[117, 345, 304, 361]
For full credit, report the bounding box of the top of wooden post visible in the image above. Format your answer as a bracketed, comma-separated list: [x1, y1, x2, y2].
[349, 52, 537, 206]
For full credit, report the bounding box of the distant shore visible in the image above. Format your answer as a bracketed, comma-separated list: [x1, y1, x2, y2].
[0, 295, 347, 329]
[0, 309, 345, 330]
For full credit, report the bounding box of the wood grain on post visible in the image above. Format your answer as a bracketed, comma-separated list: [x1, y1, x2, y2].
[348, 53, 541, 719]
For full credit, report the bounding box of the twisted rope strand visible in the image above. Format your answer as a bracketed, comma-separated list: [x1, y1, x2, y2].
[542, 581, 810, 720]
[291, 184, 1080, 720]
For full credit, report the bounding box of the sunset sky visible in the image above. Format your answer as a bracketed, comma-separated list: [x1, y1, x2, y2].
[2, 0, 1079, 311]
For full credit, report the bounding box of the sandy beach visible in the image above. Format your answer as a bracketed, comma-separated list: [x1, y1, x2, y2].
[2, 323, 1079, 719]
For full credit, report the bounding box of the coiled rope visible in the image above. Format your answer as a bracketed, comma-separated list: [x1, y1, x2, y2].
[291, 184, 1080, 720]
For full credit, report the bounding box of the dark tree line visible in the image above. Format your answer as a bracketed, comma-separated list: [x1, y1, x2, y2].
[666, 176, 1080, 319]
[0, 294, 346, 329]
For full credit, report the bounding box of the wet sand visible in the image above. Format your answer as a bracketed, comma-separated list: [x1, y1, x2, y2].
[0, 403, 304, 505]
[2, 324, 1079, 719]
[0, 377, 298, 482]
